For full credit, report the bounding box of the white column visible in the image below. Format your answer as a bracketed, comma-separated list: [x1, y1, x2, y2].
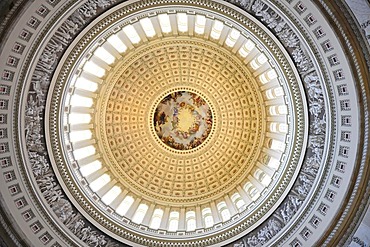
[210, 202, 222, 224]
[257, 162, 275, 177]
[110, 190, 128, 210]
[72, 139, 96, 150]
[78, 154, 101, 166]
[85, 167, 107, 183]
[195, 206, 204, 229]
[237, 185, 252, 205]
[79, 71, 103, 84]
[249, 175, 265, 192]
[159, 207, 171, 230]
[142, 203, 155, 226]
[125, 197, 142, 219]
[69, 123, 93, 131]
[224, 195, 237, 216]
[90, 56, 111, 71]
[73, 88, 97, 98]
[102, 42, 122, 59]
[178, 208, 186, 231]
[96, 179, 117, 197]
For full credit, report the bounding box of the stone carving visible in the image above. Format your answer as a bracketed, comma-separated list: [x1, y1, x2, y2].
[230, 0, 327, 245]
[23, 0, 327, 246]
[25, 0, 123, 246]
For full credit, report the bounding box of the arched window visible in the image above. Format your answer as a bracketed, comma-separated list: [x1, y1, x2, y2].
[116, 196, 134, 216]
[217, 202, 231, 221]
[149, 209, 164, 230]
[132, 204, 148, 224]
[101, 185, 121, 205]
[250, 53, 267, 70]
[267, 157, 280, 170]
[89, 173, 110, 192]
[186, 211, 196, 231]
[194, 15, 206, 35]
[270, 139, 285, 152]
[168, 211, 179, 231]
[202, 208, 214, 228]
[231, 193, 245, 210]
[259, 69, 277, 84]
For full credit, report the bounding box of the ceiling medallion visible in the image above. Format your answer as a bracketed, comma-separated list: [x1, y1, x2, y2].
[154, 91, 213, 150]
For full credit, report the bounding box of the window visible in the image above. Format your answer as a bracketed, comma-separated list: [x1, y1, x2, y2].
[132, 204, 149, 224]
[318, 203, 329, 215]
[4, 170, 15, 182]
[0, 157, 11, 168]
[335, 161, 346, 173]
[325, 189, 336, 202]
[89, 173, 110, 192]
[225, 29, 240, 47]
[101, 186, 122, 205]
[177, 13, 188, 32]
[309, 215, 321, 228]
[294, 2, 306, 14]
[116, 196, 134, 216]
[15, 197, 27, 209]
[194, 15, 206, 34]
[6, 56, 19, 67]
[22, 209, 35, 222]
[149, 209, 164, 229]
[217, 202, 231, 221]
[19, 29, 32, 41]
[267, 157, 280, 169]
[304, 14, 317, 26]
[250, 54, 267, 70]
[0, 114, 6, 124]
[339, 146, 349, 158]
[0, 85, 10, 95]
[340, 131, 351, 142]
[340, 99, 350, 111]
[331, 176, 342, 188]
[123, 25, 141, 44]
[158, 14, 171, 33]
[333, 69, 345, 81]
[202, 208, 214, 228]
[80, 160, 102, 177]
[328, 54, 339, 66]
[94, 47, 115, 65]
[186, 211, 196, 231]
[300, 227, 312, 240]
[37, 5, 49, 17]
[314, 26, 326, 39]
[259, 69, 277, 84]
[12, 43, 25, 54]
[210, 20, 223, 40]
[2, 70, 13, 81]
[168, 211, 179, 231]
[270, 139, 285, 152]
[39, 232, 53, 244]
[140, 18, 156, 38]
[337, 84, 348, 96]
[27, 17, 40, 29]
[8, 184, 21, 195]
[321, 40, 333, 52]
[231, 193, 245, 210]
[239, 39, 255, 58]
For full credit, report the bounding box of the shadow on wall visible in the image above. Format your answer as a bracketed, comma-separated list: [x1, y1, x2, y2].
[0, 1, 14, 21]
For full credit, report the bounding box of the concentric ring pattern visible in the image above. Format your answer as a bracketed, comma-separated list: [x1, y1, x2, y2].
[0, 0, 368, 247]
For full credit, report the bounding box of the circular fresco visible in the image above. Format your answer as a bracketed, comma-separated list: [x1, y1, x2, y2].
[153, 91, 213, 150]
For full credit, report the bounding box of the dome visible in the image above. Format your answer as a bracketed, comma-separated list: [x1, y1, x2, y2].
[0, 0, 369, 246]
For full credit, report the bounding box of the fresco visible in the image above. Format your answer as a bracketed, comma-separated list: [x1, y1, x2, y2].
[154, 91, 213, 150]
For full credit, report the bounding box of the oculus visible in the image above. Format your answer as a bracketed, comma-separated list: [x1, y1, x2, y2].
[153, 91, 212, 150]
